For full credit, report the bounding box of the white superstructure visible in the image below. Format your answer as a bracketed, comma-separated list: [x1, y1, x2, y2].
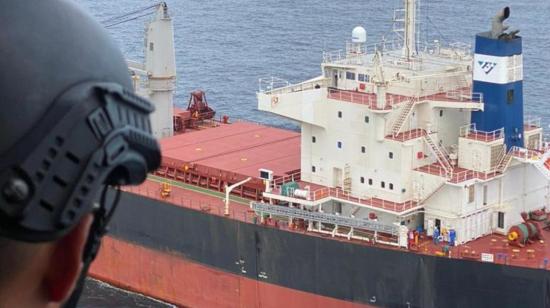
[256, 0, 550, 245]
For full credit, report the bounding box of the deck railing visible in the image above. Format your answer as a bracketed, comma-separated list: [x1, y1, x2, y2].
[524, 115, 542, 130]
[327, 88, 410, 110]
[386, 129, 426, 142]
[122, 185, 256, 224]
[258, 77, 330, 95]
[510, 146, 542, 161]
[328, 87, 483, 111]
[271, 174, 418, 213]
[459, 123, 504, 142]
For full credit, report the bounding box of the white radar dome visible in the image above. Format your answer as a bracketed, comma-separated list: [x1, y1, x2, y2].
[352, 26, 367, 43]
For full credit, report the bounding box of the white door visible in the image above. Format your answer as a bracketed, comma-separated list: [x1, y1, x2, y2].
[476, 213, 483, 238]
[333, 167, 342, 188]
[465, 216, 472, 241]
[482, 211, 490, 235]
[427, 219, 434, 236]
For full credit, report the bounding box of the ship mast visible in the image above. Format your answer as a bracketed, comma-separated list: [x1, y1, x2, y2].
[402, 0, 417, 60]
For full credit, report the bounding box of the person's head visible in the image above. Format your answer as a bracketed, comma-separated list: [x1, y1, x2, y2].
[0, 1, 160, 307]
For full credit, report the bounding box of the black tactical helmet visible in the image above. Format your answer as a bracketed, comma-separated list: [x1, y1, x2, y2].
[0, 1, 161, 302]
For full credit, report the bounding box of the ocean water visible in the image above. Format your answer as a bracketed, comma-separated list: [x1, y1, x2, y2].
[74, 0, 550, 305]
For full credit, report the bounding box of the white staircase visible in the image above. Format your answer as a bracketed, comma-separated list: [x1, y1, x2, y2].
[423, 134, 453, 174]
[389, 98, 416, 136]
[495, 150, 513, 173]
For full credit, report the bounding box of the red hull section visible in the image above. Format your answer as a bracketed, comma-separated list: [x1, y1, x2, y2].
[90, 236, 373, 308]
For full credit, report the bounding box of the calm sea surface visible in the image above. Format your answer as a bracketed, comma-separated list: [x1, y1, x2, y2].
[76, 0, 550, 306]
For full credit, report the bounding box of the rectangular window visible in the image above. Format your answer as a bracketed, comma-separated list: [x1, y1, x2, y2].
[364, 116, 369, 123]
[498, 212, 505, 228]
[483, 185, 488, 205]
[361, 146, 366, 153]
[359, 74, 370, 82]
[439, 110, 443, 117]
[507, 89, 514, 104]
[260, 170, 270, 179]
[312, 136, 316, 143]
[346, 72, 356, 80]
[468, 185, 475, 203]
[338, 111, 342, 118]
[368, 179, 373, 185]
[334, 202, 342, 214]
[381, 181, 385, 188]
[312, 165, 316, 173]
[360, 177, 365, 184]
[337, 141, 342, 149]
[389, 152, 394, 159]
[389, 183, 394, 190]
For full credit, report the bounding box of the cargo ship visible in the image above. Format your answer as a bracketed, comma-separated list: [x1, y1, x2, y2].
[90, 2, 550, 307]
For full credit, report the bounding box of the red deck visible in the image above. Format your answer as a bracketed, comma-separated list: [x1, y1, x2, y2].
[160, 122, 300, 179]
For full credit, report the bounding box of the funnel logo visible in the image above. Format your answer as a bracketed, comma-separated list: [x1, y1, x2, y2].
[478, 61, 497, 75]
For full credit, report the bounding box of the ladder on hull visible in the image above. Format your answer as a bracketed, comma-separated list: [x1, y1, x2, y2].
[343, 164, 352, 193]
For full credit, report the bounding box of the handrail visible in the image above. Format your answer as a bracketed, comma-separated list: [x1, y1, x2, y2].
[510, 146, 542, 161]
[524, 115, 541, 130]
[259, 77, 330, 95]
[328, 87, 483, 111]
[459, 123, 504, 142]
[327, 88, 411, 110]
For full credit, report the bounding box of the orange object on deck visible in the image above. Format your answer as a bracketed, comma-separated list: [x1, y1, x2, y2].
[160, 182, 171, 198]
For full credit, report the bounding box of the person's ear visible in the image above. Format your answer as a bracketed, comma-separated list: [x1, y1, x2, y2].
[43, 214, 93, 303]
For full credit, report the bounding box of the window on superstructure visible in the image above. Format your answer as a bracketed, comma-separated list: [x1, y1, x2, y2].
[368, 179, 373, 185]
[337, 141, 342, 149]
[389, 183, 394, 190]
[498, 212, 505, 228]
[507, 89, 514, 104]
[338, 111, 342, 118]
[389, 152, 394, 159]
[360, 177, 365, 184]
[361, 146, 366, 153]
[468, 185, 475, 203]
[381, 181, 385, 188]
[358, 74, 370, 82]
[334, 202, 342, 214]
[312, 166, 316, 173]
[312, 136, 316, 143]
[364, 116, 369, 123]
[346, 72, 356, 80]
[439, 110, 443, 117]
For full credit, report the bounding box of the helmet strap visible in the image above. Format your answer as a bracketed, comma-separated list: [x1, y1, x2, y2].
[62, 186, 121, 308]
